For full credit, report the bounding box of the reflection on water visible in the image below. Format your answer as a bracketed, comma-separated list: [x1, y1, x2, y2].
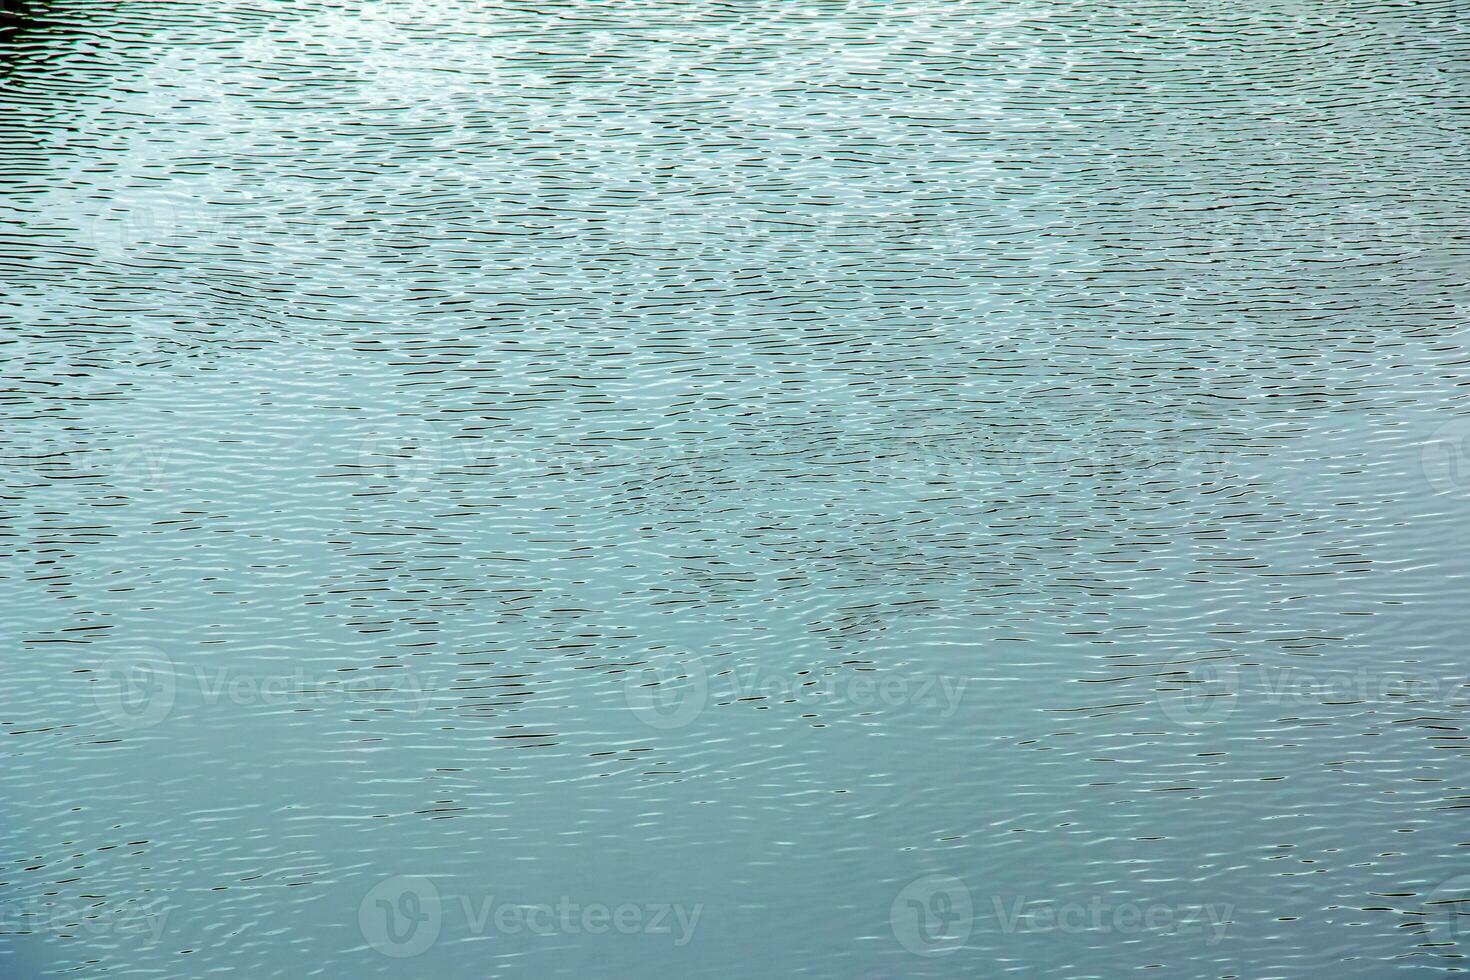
[3, 0, 1470, 976]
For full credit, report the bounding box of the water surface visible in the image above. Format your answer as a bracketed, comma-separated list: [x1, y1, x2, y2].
[4, 0, 1470, 976]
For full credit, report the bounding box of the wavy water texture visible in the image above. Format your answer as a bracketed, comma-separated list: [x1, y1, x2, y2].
[3, 0, 1470, 976]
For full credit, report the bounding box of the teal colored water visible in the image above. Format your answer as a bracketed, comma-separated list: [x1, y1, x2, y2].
[4, 0, 1470, 976]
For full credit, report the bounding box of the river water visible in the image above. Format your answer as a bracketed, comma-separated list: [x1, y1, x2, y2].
[3, 0, 1470, 976]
